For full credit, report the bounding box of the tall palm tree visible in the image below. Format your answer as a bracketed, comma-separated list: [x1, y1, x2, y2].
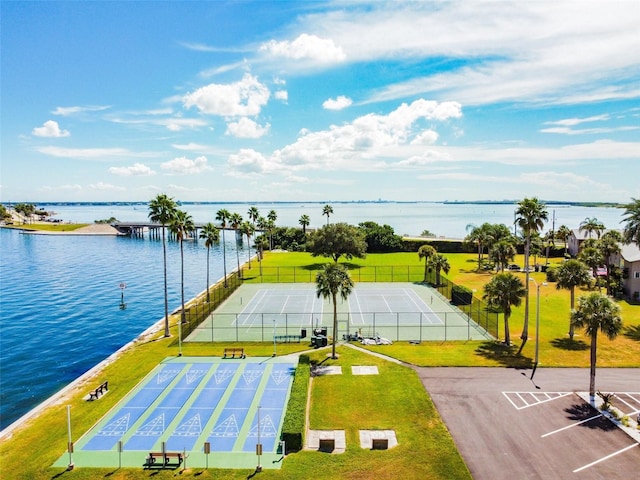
[169, 209, 195, 325]
[254, 235, 269, 276]
[555, 259, 591, 340]
[598, 230, 622, 295]
[579, 217, 605, 239]
[199, 222, 220, 303]
[427, 253, 450, 286]
[578, 246, 604, 292]
[148, 193, 177, 337]
[489, 240, 516, 272]
[322, 204, 333, 225]
[556, 225, 572, 257]
[621, 197, 640, 247]
[247, 206, 260, 226]
[299, 214, 310, 234]
[464, 223, 494, 270]
[240, 220, 255, 270]
[514, 197, 548, 350]
[315, 263, 354, 359]
[230, 213, 243, 279]
[417, 244, 437, 282]
[483, 273, 526, 346]
[267, 210, 277, 250]
[571, 292, 622, 397]
[215, 208, 231, 287]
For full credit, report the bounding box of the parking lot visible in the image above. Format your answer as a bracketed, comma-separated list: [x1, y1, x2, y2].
[415, 367, 639, 480]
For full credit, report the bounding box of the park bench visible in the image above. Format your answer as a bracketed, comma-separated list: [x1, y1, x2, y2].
[223, 347, 245, 359]
[274, 335, 302, 343]
[88, 381, 108, 400]
[145, 451, 183, 469]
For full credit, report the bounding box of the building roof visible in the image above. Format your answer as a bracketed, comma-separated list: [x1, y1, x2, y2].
[620, 243, 640, 263]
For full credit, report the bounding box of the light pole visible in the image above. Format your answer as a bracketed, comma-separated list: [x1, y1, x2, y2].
[272, 319, 277, 357]
[529, 278, 547, 380]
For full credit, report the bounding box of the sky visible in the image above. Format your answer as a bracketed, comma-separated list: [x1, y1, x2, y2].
[1, 0, 639, 204]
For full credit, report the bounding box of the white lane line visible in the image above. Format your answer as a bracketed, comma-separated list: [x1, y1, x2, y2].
[502, 392, 522, 410]
[516, 392, 532, 407]
[541, 414, 603, 438]
[573, 443, 638, 473]
[616, 394, 640, 413]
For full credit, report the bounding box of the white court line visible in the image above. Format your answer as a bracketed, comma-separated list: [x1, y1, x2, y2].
[234, 289, 268, 326]
[351, 291, 366, 325]
[541, 414, 602, 438]
[381, 294, 393, 313]
[573, 443, 638, 473]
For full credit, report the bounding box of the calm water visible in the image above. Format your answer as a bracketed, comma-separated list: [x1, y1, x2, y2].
[0, 202, 626, 430]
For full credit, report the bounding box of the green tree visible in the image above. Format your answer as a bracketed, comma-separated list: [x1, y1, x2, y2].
[483, 273, 526, 346]
[315, 263, 354, 359]
[465, 223, 493, 269]
[556, 225, 572, 257]
[169, 210, 195, 325]
[216, 208, 231, 287]
[247, 206, 260, 226]
[299, 214, 310, 234]
[571, 292, 623, 397]
[427, 253, 450, 286]
[322, 204, 334, 225]
[308, 223, 367, 263]
[418, 244, 437, 282]
[621, 198, 640, 247]
[254, 235, 269, 276]
[555, 259, 591, 340]
[267, 210, 278, 250]
[514, 197, 548, 350]
[199, 222, 220, 303]
[598, 230, 622, 295]
[578, 246, 604, 291]
[489, 240, 516, 272]
[358, 221, 403, 253]
[579, 217, 605, 239]
[240, 220, 256, 270]
[230, 212, 243, 279]
[148, 193, 178, 337]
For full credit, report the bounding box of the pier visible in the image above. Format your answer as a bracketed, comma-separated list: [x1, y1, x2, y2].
[113, 222, 246, 241]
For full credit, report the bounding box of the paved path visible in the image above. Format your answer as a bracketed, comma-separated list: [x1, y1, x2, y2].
[414, 367, 640, 480]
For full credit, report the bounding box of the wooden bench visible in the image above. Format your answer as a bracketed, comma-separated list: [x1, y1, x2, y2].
[88, 381, 108, 400]
[274, 335, 302, 343]
[223, 347, 245, 359]
[145, 451, 183, 468]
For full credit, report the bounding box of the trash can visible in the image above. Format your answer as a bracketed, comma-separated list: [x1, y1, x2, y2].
[301, 328, 307, 339]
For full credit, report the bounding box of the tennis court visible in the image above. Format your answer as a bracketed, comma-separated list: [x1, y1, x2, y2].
[54, 356, 296, 470]
[187, 283, 493, 342]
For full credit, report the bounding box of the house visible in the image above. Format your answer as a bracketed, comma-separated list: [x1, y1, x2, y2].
[617, 243, 640, 301]
[567, 228, 603, 256]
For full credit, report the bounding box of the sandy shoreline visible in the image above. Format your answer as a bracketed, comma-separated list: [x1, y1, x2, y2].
[9, 223, 124, 236]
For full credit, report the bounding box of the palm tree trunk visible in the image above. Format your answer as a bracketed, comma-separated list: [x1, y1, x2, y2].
[589, 331, 597, 397]
[222, 230, 228, 287]
[162, 226, 170, 337]
[332, 293, 338, 359]
[206, 247, 211, 303]
[569, 287, 575, 340]
[519, 237, 531, 354]
[504, 312, 511, 346]
[180, 240, 186, 324]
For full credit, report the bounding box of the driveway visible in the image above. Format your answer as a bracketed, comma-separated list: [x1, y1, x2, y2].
[414, 367, 640, 480]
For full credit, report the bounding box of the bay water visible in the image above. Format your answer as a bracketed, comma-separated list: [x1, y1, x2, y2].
[0, 201, 626, 430]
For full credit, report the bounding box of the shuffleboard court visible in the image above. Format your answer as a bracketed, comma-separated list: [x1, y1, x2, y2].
[55, 357, 297, 470]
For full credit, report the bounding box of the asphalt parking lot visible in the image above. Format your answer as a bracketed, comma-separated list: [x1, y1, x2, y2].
[414, 367, 640, 480]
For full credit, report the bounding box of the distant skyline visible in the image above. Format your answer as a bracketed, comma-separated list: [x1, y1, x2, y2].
[1, 1, 639, 203]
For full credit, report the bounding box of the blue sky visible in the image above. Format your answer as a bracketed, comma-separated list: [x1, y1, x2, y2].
[1, 0, 639, 203]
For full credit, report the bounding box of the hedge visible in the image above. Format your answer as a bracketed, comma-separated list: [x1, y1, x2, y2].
[281, 354, 310, 453]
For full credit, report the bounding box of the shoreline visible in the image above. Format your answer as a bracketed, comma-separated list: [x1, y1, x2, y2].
[3, 223, 124, 236]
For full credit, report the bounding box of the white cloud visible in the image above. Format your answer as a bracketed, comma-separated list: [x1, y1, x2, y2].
[225, 117, 270, 138]
[37, 146, 152, 160]
[410, 130, 439, 145]
[539, 126, 640, 135]
[323, 96, 352, 111]
[260, 34, 346, 63]
[160, 156, 213, 175]
[32, 120, 70, 138]
[544, 114, 610, 126]
[227, 149, 271, 176]
[88, 182, 125, 191]
[274, 90, 288, 102]
[182, 73, 270, 116]
[52, 105, 110, 116]
[109, 163, 156, 176]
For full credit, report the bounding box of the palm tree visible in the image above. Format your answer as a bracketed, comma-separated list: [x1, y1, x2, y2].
[230, 213, 243, 279]
[299, 214, 310, 234]
[247, 206, 260, 226]
[322, 204, 333, 225]
[240, 220, 255, 270]
[489, 240, 516, 272]
[315, 263, 354, 359]
[556, 225, 572, 257]
[215, 208, 231, 287]
[427, 253, 450, 286]
[621, 198, 640, 247]
[555, 259, 591, 340]
[483, 273, 526, 345]
[254, 235, 269, 276]
[148, 193, 177, 337]
[514, 197, 548, 350]
[417, 244, 437, 282]
[579, 217, 605, 239]
[465, 223, 492, 269]
[578, 246, 604, 291]
[199, 222, 220, 303]
[169, 209, 195, 325]
[267, 210, 277, 250]
[571, 292, 623, 397]
[598, 230, 622, 295]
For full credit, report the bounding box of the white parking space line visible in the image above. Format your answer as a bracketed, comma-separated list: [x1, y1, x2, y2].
[541, 414, 602, 438]
[502, 391, 572, 410]
[573, 443, 639, 473]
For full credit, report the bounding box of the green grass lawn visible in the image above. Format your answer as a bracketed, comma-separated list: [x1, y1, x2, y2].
[1, 222, 90, 232]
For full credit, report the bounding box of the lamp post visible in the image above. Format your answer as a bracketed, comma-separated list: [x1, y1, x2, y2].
[272, 319, 277, 357]
[529, 278, 547, 380]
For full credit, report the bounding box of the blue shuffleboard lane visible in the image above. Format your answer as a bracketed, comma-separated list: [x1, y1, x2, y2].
[81, 363, 187, 451]
[124, 364, 210, 451]
[205, 364, 266, 452]
[164, 363, 240, 451]
[242, 363, 295, 453]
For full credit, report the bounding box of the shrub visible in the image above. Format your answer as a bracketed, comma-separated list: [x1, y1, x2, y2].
[281, 354, 310, 453]
[546, 267, 558, 282]
[451, 285, 473, 305]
